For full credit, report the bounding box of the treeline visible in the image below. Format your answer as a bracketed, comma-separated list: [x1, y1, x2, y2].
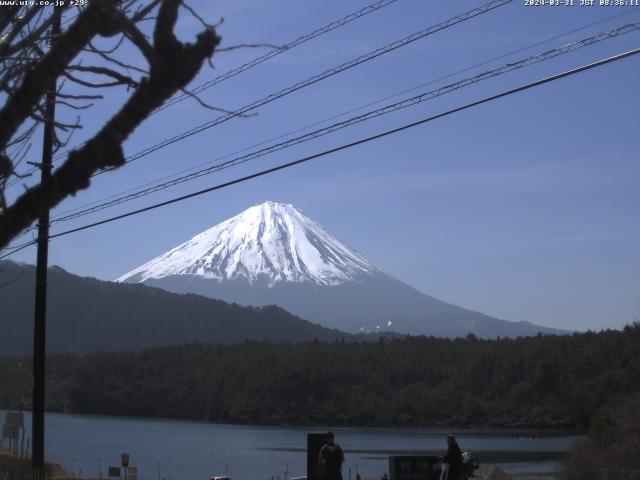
[1, 325, 639, 429]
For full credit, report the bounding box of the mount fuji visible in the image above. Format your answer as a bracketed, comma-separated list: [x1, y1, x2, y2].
[118, 201, 560, 338]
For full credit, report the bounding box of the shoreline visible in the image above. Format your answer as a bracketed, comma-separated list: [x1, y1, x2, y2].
[0, 407, 586, 433]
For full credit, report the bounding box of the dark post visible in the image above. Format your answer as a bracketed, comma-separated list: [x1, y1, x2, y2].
[307, 433, 327, 480]
[32, 7, 61, 480]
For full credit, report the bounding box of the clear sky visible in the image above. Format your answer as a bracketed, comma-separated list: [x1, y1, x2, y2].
[6, 0, 640, 332]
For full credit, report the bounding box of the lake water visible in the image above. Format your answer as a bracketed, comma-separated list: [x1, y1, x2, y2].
[1, 411, 581, 480]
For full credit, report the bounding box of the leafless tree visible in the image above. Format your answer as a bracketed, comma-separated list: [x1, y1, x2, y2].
[0, 0, 222, 250]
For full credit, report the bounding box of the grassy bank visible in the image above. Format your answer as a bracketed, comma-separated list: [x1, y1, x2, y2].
[0, 448, 66, 480]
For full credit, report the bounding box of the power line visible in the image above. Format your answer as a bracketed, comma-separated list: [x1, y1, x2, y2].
[4, 0, 509, 241]
[0, 240, 38, 259]
[46, 22, 640, 225]
[2, 46, 638, 260]
[10, 6, 638, 194]
[97, 0, 514, 172]
[47, 8, 640, 223]
[155, 0, 400, 114]
[36, 47, 639, 243]
[45, 0, 401, 167]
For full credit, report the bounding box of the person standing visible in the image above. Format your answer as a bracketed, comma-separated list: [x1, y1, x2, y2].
[440, 434, 463, 480]
[318, 432, 345, 480]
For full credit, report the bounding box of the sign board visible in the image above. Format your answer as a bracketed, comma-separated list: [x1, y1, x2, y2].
[388, 456, 440, 480]
[121, 453, 130, 468]
[128, 466, 137, 480]
[2, 424, 19, 439]
[108, 467, 121, 478]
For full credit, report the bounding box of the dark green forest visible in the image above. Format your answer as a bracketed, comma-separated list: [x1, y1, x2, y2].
[1, 325, 639, 429]
[562, 393, 640, 478]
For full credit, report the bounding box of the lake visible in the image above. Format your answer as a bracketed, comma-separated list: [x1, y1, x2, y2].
[1, 411, 581, 480]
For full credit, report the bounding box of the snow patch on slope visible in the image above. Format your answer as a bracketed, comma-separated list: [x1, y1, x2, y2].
[117, 201, 376, 287]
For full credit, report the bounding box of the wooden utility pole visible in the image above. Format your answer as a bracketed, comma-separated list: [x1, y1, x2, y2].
[32, 7, 61, 480]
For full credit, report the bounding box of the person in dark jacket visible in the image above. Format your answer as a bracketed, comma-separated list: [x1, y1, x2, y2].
[441, 434, 463, 480]
[318, 432, 345, 480]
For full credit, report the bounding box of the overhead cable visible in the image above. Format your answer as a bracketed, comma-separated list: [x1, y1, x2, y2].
[48, 23, 640, 225]
[47, 8, 640, 222]
[100, 0, 514, 171]
[45, 0, 401, 166]
[3, 46, 638, 259]
[156, 0, 401, 113]
[38, 47, 640, 243]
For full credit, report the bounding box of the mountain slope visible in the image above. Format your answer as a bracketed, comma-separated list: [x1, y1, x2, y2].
[0, 261, 350, 356]
[141, 273, 555, 338]
[119, 202, 562, 338]
[118, 201, 376, 286]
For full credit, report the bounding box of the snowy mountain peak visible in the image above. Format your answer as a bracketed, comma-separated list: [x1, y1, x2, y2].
[117, 201, 377, 286]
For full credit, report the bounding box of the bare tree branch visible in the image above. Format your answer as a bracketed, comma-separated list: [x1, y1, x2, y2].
[131, 0, 164, 22]
[2, 8, 54, 58]
[0, 6, 21, 35]
[69, 64, 140, 87]
[0, 0, 221, 249]
[86, 39, 149, 74]
[181, 2, 215, 30]
[0, 0, 120, 148]
[217, 43, 280, 52]
[119, 17, 160, 65]
[88, 34, 126, 55]
[56, 92, 104, 100]
[0, 6, 44, 55]
[56, 99, 94, 110]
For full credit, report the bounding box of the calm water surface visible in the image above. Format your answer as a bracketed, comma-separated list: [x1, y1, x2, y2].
[2, 411, 581, 480]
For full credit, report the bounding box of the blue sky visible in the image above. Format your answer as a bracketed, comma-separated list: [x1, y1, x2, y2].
[6, 0, 640, 331]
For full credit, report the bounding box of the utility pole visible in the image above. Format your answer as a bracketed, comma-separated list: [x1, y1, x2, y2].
[32, 7, 61, 480]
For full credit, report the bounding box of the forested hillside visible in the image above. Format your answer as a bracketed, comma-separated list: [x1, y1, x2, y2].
[2, 326, 638, 429]
[562, 393, 640, 478]
[0, 261, 349, 355]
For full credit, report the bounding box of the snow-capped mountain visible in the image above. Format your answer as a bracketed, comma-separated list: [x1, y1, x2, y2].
[118, 201, 562, 338]
[118, 201, 376, 286]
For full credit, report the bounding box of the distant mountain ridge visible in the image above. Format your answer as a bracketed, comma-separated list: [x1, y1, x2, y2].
[119, 201, 563, 338]
[0, 261, 350, 356]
